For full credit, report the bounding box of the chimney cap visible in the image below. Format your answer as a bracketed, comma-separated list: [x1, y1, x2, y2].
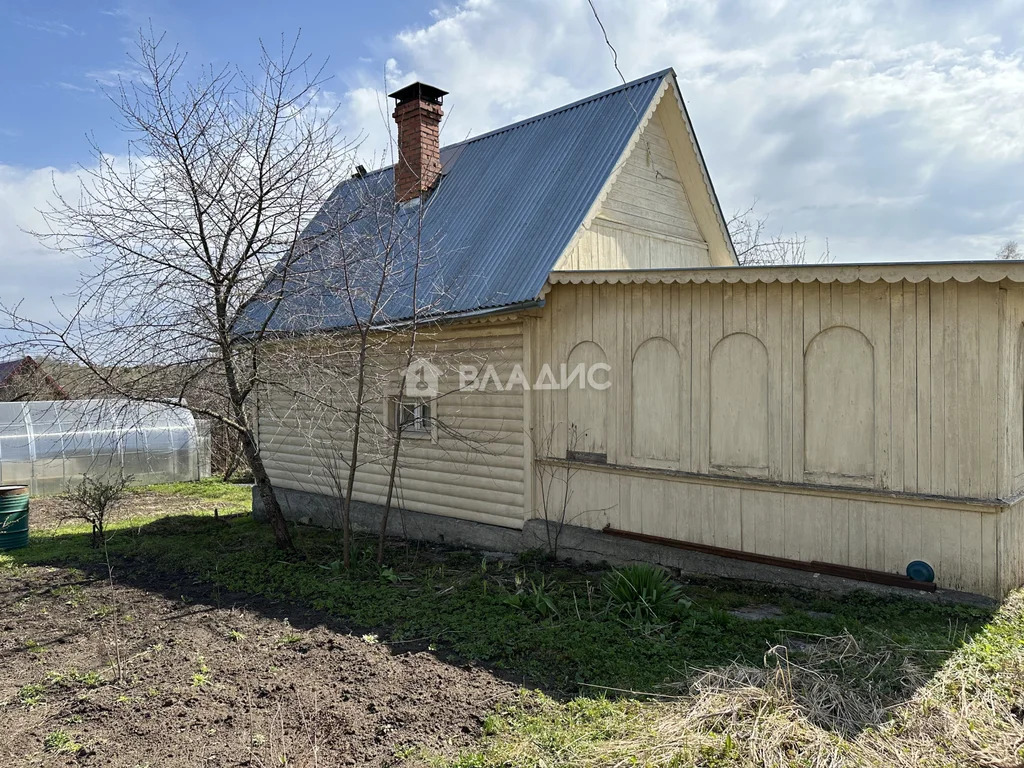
[388, 81, 448, 106]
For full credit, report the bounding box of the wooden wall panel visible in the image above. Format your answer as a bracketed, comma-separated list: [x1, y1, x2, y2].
[710, 333, 769, 472]
[554, 99, 712, 273]
[260, 322, 528, 528]
[804, 326, 875, 481]
[551, 463, 1005, 595]
[532, 278, 1023, 596]
[536, 279, 1011, 498]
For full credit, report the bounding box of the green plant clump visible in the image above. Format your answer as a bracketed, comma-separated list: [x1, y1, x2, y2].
[603, 563, 687, 626]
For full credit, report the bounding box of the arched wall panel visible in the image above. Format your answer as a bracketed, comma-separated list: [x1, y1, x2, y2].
[566, 341, 609, 456]
[710, 333, 768, 471]
[804, 326, 875, 479]
[631, 337, 681, 462]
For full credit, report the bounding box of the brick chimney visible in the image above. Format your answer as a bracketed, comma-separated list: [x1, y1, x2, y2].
[389, 82, 448, 203]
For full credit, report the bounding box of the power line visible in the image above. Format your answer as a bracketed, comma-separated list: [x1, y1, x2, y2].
[586, 0, 653, 168]
[587, 0, 627, 85]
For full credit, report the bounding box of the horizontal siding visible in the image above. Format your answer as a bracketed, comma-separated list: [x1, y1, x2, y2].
[558, 220, 709, 270]
[260, 322, 527, 527]
[555, 97, 711, 273]
[597, 102, 701, 241]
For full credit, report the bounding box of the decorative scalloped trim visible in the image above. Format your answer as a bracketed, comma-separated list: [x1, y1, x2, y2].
[665, 77, 737, 264]
[547, 79, 668, 274]
[548, 263, 1024, 287]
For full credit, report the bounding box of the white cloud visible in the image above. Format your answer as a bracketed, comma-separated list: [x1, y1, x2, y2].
[0, 165, 86, 322]
[6, 0, 1024, 341]
[332, 0, 1024, 262]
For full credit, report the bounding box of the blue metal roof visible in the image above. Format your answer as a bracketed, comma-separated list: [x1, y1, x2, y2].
[241, 69, 672, 334]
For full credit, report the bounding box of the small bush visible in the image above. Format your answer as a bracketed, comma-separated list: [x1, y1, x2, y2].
[61, 472, 133, 547]
[603, 563, 686, 626]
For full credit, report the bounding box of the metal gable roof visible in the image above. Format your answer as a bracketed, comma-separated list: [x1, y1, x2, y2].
[241, 69, 672, 334]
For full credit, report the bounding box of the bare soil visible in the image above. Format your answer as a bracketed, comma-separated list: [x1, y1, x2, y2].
[0, 563, 515, 767]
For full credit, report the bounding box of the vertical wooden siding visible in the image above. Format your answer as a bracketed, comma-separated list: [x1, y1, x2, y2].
[531, 279, 1017, 595]
[551, 463, 1002, 596]
[535, 279, 1008, 497]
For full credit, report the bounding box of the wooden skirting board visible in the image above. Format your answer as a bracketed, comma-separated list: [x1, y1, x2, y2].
[536, 456, 1017, 513]
[602, 525, 937, 592]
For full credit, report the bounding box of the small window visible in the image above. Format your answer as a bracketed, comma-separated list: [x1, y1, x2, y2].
[392, 398, 432, 434]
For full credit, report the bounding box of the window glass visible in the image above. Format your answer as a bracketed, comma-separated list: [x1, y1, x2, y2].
[394, 399, 431, 432]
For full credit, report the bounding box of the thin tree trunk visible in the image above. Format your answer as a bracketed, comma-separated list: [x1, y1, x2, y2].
[221, 436, 242, 481]
[241, 430, 292, 550]
[340, 336, 370, 570]
[377, 426, 403, 566]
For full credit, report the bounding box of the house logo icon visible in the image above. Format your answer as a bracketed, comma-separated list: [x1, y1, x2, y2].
[404, 358, 441, 397]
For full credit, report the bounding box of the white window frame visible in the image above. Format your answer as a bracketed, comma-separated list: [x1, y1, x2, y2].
[387, 394, 437, 442]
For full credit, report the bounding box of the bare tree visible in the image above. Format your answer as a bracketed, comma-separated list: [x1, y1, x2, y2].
[4, 31, 356, 549]
[264, 165, 443, 569]
[729, 202, 830, 266]
[531, 424, 589, 559]
[998, 240, 1021, 260]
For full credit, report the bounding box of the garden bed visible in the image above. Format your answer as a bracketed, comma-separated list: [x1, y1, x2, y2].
[2, 481, 1022, 767]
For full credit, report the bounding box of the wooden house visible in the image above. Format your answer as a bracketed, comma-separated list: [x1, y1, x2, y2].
[248, 70, 1024, 599]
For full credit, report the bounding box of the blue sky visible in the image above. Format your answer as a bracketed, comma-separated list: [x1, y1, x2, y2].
[4, 0, 1024, 316]
[0, 0, 432, 168]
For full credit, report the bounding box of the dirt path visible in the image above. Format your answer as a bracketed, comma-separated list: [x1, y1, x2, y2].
[0, 564, 515, 767]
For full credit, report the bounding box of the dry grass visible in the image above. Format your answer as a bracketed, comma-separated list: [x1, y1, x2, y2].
[448, 593, 1024, 768]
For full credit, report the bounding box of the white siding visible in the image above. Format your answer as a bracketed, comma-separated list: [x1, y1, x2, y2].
[260, 321, 527, 528]
[555, 98, 712, 272]
[596, 105, 701, 241]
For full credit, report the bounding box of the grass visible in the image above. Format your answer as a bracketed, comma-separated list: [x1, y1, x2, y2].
[442, 596, 1024, 767]
[42, 729, 82, 755]
[2, 506, 989, 692]
[4, 480, 1021, 766]
[140, 477, 252, 512]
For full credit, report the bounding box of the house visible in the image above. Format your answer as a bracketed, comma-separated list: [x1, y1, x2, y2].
[249, 69, 1024, 600]
[0, 356, 67, 402]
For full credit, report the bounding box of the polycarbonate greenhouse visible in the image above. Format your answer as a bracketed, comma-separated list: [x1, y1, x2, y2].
[0, 399, 210, 495]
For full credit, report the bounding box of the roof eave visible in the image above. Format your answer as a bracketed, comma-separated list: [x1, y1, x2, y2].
[546, 261, 1024, 288]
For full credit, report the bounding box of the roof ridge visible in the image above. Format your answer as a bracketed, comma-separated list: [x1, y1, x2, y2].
[350, 68, 674, 177]
[443, 67, 673, 151]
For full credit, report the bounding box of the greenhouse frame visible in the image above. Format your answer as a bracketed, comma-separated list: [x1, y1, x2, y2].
[0, 399, 210, 495]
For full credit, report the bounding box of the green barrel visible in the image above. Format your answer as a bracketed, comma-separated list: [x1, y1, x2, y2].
[0, 485, 29, 551]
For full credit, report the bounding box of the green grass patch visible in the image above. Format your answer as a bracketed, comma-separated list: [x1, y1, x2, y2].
[4, 489, 1019, 766]
[43, 729, 82, 755]
[441, 593, 1024, 767]
[0, 508, 992, 694]
[142, 478, 252, 508]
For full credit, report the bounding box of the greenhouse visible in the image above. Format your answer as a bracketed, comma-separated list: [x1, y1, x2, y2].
[0, 399, 210, 495]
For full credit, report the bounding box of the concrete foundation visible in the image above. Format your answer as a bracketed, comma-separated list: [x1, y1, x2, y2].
[254, 486, 994, 607]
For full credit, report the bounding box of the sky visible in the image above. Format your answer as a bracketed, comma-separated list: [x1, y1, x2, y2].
[3, 0, 1024, 320]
